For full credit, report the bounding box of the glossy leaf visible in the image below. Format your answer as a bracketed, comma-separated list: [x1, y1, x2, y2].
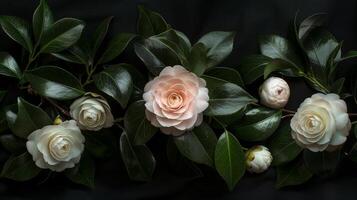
[336, 50, 357, 62]
[32, 0, 54, 41]
[204, 67, 244, 87]
[0, 52, 21, 78]
[124, 101, 158, 145]
[276, 159, 312, 188]
[0, 16, 33, 52]
[0, 134, 26, 154]
[298, 13, 326, 40]
[98, 33, 136, 64]
[239, 54, 272, 84]
[263, 59, 300, 79]
[260, 35, 302, 70]
[91, 16, 113, 57]
[204, 82, 256, 116]
[1, 152, 42, 181]
[186, 43, 207, 76]
[303, 150, 340, 176]
[39, 18, 85, 53]
[120, 132, 156, 181]
[94, 64, 133, 107]
[268, 121, 302, 166]
[197, 31, 235, 67]
[65, 152, 95, 188]
[215, 131, 245, 191]
[137, 5, 170, 37]
[52, 45, 90, 65]
[9, 98, 52, 139]
[173, 123, 217, 167]
[230, 107, 281, 142]
[25, 66, 84, 100]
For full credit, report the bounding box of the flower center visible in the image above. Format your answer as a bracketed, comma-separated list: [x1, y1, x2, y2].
[304, 114, 324, 133]
[167, 92, 183, 108]
[49, 135, 72, 160]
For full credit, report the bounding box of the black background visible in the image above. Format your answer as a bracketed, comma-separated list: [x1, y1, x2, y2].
[0, 0, 357, 199]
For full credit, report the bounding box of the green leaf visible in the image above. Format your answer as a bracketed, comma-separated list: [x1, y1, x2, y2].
[204, 67, 244, 87]
[120, 132, 156, 181]
[9, 98, 52, 139]
[25, 66, 84, 100]
[230, 107, 281, 142]
[166, 138, 203, 177]
[173, 123, 217, 167]
[186, 43, 207, 76]
[204, 82, 256, 116]
[124, 101, 158, 145]
[97, 33, 136, 64]
[336, 50, 357, 62]
[330, 77, 345, 94]
[276, 158, 312, 189]
[260, 35, 302, 70]
[239, 54, 272, 84]
[0, 90, 6, 103]
[298, 13, 326, 40]
[1, 152, 42, 181]
[137, 6, 170, 38]
[268, 121, 302, 166]
[0, 52, 21, 78]
[51, 45, 90, 65]
[263, 59, 300, 79]
[197, 31, 235, 68]
[65, 152, 95, 188]
[303, 150, 340, 176]
[91, 16, 113, 57]
[39, 18, 85, 53]
[94, 64, 133, 107]
[215, 131, 245, 191]
[32, 0, 54, 41]
[0, 134, 26, 154]
[84, 129, 117, 159]
[0, 16, 33, 52]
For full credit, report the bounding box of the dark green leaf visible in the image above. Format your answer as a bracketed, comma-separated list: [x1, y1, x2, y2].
[330, 77, 345, 94]
[230, 107, 281, 142]
[204, 82, 256, 116]
[215, 131, 245, 191]
[260, 35, 302, 70]
[298, 13, 326, 40]
[303, 150, 340, 176]
[239, 55, 272, 84]
[197, 31, 235, 67]
[39, 18, 85, 53]
[268, 121, 302, 166]
[9, 98, 52, 139]
[0, 52, 21, 78]
[98, 33, 136, 64]
[94, 64, 133, 107]
[124, 101, 158, 145]
[0, 134, 26, 154]
[263, 59, 301, 79]
[91, 16, 113, 57]
[276, 158, 312, 188]
[32, 0, 54, 41]
[65, 152, 95, 188]
[0, 90, 6, 103]
[84, 129, 117, 159]
[1, 152, 42, 181]
[0, 16, 33, 52]
[336, 50, 357, 62]
[137, 6, 170, 37]
[120, 132, 156, 181]
[204, 67, 244, 87]
[186, 43, 207, 76]
[173, 123, 217, 167]
[25, 66, 84, 100]
[51, 45, 90, 65]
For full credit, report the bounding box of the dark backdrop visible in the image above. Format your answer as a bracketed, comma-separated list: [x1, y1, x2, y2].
[0, 0, 357, 199]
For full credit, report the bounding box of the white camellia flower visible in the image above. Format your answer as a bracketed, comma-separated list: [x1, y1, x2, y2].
[70, 93, 114, 131]
[245, 145, 272, 173]
[259, 77, 290, 109]
[26, 120, 85, 172]
[291, 93, 351, 152]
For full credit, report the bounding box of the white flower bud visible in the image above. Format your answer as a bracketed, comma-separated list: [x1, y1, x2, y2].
[245, 145, 272, 173]
[70, 93, 114, 131]
[259, 77, 290, 109]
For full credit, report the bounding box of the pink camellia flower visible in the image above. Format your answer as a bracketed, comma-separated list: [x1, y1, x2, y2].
[143, 65, 209, 136]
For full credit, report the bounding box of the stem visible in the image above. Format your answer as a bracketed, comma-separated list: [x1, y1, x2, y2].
[282, 114, 294, 119]
[44, 97, 70, 117]
[281, 108, 296, 114]
[303, 73, 330, 93]
[83, 64, 97, 87]
[212, 116, 227, 131]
